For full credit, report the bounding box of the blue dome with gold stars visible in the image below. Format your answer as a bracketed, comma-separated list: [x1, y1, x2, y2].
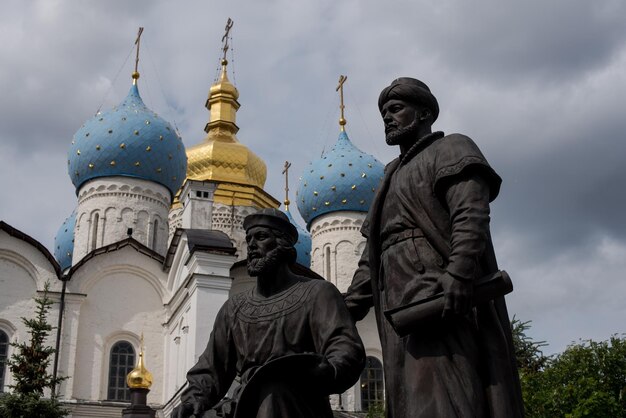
[284, 209, 311, 267]
[54, 211, 76, 271]
[68, 83, 187, 198]
[296, 130, 384, 229]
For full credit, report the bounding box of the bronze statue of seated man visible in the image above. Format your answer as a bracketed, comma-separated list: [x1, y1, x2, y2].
[172, 208, 365, 418]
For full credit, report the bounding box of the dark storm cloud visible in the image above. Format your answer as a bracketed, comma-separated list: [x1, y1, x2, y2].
[426, 1, 626, 84]
[481, 61, 626, 260]
[497, 117, 626, 255]
[0, 1, 155, 153]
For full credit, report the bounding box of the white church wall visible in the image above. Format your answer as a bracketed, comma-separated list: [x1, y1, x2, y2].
[309, 211, 365, 293]
[181, 250, 235, 363]
[164, 304, 192, 400]
[165, 235, 190, 295]
[310, 247, 320, 276]
[0, 230, 62, 291]
[187, 274, 232, 361]
[163, 237, 236, 407]
[57, 292, 86, 402]
[66, 247, 166, 405]
[0, 252, 37, 392]
[135, 210, 150, 246]
[335, 239, 356, 289]
[0, 230, 63, 393]
[73, 177, 171, 262]
[164, 235, 194, 402]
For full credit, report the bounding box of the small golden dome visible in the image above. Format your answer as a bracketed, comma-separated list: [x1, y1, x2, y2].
[209, 59, 239, 99]
[127, 344, 153, 389]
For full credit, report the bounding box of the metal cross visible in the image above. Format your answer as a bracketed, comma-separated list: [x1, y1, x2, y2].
[282, 161, 292, 208]
[222, 18, 234, 61]
[336, 75, 348, 130]
[134, 27, 144, 74]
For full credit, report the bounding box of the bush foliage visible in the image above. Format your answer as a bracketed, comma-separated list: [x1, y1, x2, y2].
[513, 318, 626, 418]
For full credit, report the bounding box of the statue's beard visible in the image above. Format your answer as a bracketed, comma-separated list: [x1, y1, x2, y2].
[247, 247, 284, 276]
[385, 119, 420, 146]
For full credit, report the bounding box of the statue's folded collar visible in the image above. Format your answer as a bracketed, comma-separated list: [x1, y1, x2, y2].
[399, 131, 444, 165]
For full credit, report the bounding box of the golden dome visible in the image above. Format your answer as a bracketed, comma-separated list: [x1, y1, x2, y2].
[127, 341, 153, 390]
[186, 59, 267, 190]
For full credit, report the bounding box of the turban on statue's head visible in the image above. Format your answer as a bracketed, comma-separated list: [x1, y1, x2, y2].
[243, 208, 298, 245]
[378, 77, 439, 123]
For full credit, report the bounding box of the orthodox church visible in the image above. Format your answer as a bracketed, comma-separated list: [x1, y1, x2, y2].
[0, 31, 385, 417]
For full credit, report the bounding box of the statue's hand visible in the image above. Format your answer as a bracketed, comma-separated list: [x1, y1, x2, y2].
[310, 356, 335, 387]
[439, 272, 473, 318]
[171, 401, 204, 418]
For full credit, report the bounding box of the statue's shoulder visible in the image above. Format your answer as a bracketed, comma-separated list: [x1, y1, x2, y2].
[291, 277, 337, 304]
[306, 277, 343, 299]
[435, 133, 484, 160]
[433, 133, 502, 200]
[293, 275, 327, 294]
[384, 157, 401, 173]
[431, 133, 489, 169]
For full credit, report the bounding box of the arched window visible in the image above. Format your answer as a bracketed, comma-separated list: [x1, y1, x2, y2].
[360, 356, 384, 411]
[107, 341, 135, 401]
[90, 213, 99, 251]
[325, 246, 332, 282]
[151, 219, 159, 250]
[0, 330, 9, 393]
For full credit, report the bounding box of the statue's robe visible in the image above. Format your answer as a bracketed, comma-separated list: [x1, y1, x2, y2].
[345, 131, 524, 418]
[181, 277, 365, 418]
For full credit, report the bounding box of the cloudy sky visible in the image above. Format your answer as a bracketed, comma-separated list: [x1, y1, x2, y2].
[2, 0, 625, 354]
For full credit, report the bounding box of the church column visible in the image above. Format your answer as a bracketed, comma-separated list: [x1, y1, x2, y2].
[56, 293, 87, 400]
[182, 248, 236, 362]
[179, 180, 216, 230]
[187, 271, 233, 361]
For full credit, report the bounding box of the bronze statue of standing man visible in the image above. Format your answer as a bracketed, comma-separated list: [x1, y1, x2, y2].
[344, 78, 524, 417]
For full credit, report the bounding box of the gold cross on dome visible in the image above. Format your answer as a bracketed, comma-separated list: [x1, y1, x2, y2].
[336, 75, 347, 130]
[221, 18, 234, 61]
[282, 161, 292, 209]
[133, 27, 144, 82]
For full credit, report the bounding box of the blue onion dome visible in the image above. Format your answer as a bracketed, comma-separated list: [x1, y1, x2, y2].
[54, 211, 76, 271]
[67, 83, 187, 199]
[284, 209, 311, 267]
[296, 130, 384, 228]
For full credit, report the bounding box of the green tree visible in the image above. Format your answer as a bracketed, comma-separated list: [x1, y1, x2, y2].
[512, 319, 626, 418]
[511, 316, 548, 373]
[0, 282, 68, 418]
